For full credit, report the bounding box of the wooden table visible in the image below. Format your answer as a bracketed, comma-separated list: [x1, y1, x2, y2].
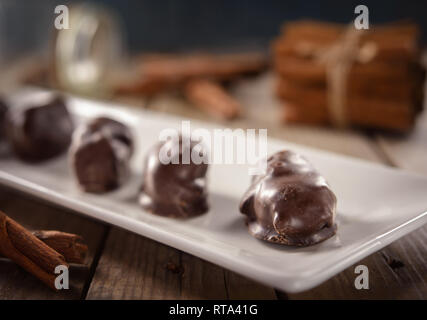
[0, 73, 426, 300]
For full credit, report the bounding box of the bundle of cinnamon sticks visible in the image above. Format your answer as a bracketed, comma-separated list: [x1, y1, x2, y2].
[115, 52, 268, 120]
[273, 20, 425, 131]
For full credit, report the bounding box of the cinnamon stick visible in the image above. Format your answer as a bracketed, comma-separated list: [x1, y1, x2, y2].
[0, 231, 88, 264]
[0, 211, 68, 290]
[114, 76, 170, 96]
[114, 52, 268, 97]
[274, 55, 415, 84]
[32, 230, 88, 264]
[140, 52, 268, 82]
[281, 96, 415, 131]
[276, 76, 417, 104]
[184, 79, 242, 119]
[274, 20, 420, 62]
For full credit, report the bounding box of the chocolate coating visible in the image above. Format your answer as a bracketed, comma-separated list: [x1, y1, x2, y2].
[139, 136, 209, 218]
[71, 117, 133, 193]
[6, 96, 73, 162]
[239, 150, 337, 246]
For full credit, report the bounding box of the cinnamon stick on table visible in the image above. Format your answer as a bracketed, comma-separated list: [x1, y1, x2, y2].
[0, 211, 69, 290]
[184, 79, 242, 120]
[32, 230, 88, 264]
[114, 52, 268, 97]
[0, 230, 88, 264]
[140, 52, 268, 83]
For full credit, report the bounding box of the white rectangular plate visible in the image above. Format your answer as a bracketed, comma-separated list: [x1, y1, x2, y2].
[1, 89, 427, 293]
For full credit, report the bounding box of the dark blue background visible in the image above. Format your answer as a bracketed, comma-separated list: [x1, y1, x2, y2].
[91, 0, 427, 52]
[1, 0, 426, 58]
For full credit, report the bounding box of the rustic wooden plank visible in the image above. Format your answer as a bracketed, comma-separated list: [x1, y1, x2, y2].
[0, 186, 108, 299]
[87, 228, 182, 299]
[87, 226, 277, 299]
[288, 229, 427, 299]
[87, 227, 225, 299]
[179, 252, 228, 299]
[224, 271, 277, 300]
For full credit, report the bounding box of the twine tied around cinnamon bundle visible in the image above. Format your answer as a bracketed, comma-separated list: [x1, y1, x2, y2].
[295, 25, 378, 128]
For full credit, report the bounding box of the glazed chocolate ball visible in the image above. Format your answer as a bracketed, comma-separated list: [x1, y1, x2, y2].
[239, 150, 337, 246]
[71, 117, 133, 193]
[139, 136, 209, 218]
[6, 96, 74, 162]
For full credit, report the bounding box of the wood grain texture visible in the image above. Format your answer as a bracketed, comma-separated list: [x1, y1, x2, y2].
[224, 271, 277, 299]
[87, 228, 181, 299]
[288, 228, 427, 299]
[0, 186, 107, 299]
[179, 252, 228, 299]
[87, 227, 276, 299]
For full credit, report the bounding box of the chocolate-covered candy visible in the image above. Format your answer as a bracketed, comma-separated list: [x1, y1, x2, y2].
[71, 117, 133, 193]
[0, 99, 8, 142]
[239, 150, 337, 246]
[139, 136, 209, 218]
[6, 96, 73, 162]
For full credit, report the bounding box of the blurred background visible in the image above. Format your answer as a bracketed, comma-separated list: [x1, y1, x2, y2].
[0, 0, 426, 154]
[1, 0, 426, 56]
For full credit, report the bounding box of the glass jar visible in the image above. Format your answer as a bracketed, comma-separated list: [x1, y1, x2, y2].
[54, 3, 124, 95]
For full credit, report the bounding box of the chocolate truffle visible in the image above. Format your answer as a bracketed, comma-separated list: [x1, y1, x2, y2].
[239, 150, 337, 246]
[0, 99, 8, 142]
[139, 136, 209, 218]
[71, 117, 133, 193]
[6, 96, 73, 162]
